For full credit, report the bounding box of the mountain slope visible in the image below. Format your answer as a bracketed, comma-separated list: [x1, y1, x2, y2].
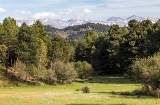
[44, 22, 110, 40]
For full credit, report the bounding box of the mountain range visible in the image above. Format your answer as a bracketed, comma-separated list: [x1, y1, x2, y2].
[16, 15, 160, 29]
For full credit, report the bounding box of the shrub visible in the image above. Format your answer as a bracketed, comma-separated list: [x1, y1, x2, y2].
[53, 61, 77, 84]
[13, 60, 28, 81]
[82, 86, 90, 93]
[130, 52, 160, 97]
[130, 52, 160, 89]
[74, 61, 93, 79]
[6, 61, 37, 85]
[154, 88, 160, 98]
[45, 69, 57, 85]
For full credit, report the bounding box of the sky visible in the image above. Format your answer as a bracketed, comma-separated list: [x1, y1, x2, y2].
[0, 0, 160, 22]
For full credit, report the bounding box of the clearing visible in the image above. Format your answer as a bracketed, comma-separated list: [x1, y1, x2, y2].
[0, 76, 159, 105]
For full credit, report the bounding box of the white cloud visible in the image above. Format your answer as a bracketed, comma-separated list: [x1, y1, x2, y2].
[32, 12, 58, 19]
[14, 10, 31, 14]
[76, 9, 93, 19]
[65, 9, 72, 15]
[83, 9, 92, 14]
[59, 9, 73, 16]
[0, 8, 6, 12]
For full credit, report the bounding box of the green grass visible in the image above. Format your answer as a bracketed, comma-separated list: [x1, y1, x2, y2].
[0, 76, 160, 105]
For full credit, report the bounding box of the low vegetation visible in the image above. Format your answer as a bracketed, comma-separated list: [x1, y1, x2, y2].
[0, 76, 159, 105]
[131, 52, 160, 97]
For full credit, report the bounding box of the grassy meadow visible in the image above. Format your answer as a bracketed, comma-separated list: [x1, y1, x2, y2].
[0, 76, 160, 105]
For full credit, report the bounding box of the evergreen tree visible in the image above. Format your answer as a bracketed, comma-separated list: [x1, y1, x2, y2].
[36, 39, 48, 79]
[17, 22, 39, 65]
[51, 36, 72, 62]
[2, 17, 19, 70]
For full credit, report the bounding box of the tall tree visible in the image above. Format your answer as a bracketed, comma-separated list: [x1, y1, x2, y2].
[3, 17, 18, 70]
[32, 20, 51, 64]
[75, 30, 98, 63]
[36, 39, 48, 79]
[17, 22, 39, 65]
[51, 36, 72, 62]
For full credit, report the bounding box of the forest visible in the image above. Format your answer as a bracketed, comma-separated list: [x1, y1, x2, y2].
[0, 17, 160, 97]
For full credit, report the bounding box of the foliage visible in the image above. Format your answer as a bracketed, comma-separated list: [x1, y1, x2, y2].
[13, 60, 29, 81]
[36, 39, 48, 79]
[91, 19, 160, 74]
[0, 44, 7, 64]
[91, 25, 128, 74]
[82, 86, 90, 93]
[45, 69, 57, 85]
[74, 61, 93, 79]
[74, 40, 91, 63]
[74, 30, 98, 63]
[51, 36, 73, 62]
[130, 52, 160, 96]
[2, 16, 160, 84]
[53, 60, 77, 84]
[2, 17, 19, 68]
[17, 22, 39, 65]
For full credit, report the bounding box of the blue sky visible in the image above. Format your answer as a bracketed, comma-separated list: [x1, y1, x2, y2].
[0, 0, 160, 21]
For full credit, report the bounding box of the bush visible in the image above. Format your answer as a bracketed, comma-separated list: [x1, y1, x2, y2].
[53, 61, 77, 84]
[130, 52, 160, 97]
[82, 86, 90, 93]
[13, 60, 28, 81]
[154, 88, 160, 98]
[45, 69, 57, 85]
[74, 61, 93, 79]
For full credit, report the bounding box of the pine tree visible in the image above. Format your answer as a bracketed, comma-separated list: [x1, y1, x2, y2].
[2, 17, 18, 71]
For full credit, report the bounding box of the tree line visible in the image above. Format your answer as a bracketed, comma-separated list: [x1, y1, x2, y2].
[0, 17, 92, 85]
[75, 19, 160, 74]
[0, 17, 160, 88]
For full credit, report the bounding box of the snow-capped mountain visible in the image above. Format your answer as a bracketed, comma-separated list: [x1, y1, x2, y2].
[16, 15, 160, 29]
[127, 15, 144, 21]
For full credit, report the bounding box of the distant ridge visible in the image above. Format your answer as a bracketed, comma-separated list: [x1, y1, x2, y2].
[17, 15, 160, 29]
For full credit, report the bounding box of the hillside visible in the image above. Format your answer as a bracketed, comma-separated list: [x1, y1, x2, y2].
[44, 22, 110, 40]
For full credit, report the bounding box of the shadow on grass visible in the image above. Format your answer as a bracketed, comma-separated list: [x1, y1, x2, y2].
[94, 91, 153, 99]
[87, 76, 139, 84]
[66, 104, 127, 105]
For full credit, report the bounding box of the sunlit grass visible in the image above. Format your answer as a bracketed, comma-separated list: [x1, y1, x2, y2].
[0, 76, 160, 105]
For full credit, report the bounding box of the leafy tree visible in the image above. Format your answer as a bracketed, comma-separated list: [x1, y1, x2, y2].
[53, 60, 77, 84]
[85, 30, 98, 44]
[131, 52, 160, 94]
[74, 61, 93, 79]
[36, 39, 48, 79]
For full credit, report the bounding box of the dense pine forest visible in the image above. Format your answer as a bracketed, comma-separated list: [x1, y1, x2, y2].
[0, 17, 160, 97]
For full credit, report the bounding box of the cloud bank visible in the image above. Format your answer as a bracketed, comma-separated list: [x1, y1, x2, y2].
[0, 8, 6, 12]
